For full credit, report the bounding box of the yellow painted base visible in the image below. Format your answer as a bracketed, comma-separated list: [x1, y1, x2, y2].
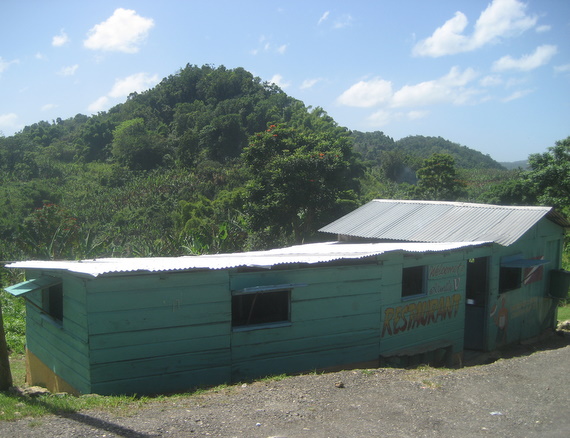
[26, 349, 80, 395]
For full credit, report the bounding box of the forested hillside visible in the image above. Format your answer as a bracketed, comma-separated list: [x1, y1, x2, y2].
[0, 64, 567, 262]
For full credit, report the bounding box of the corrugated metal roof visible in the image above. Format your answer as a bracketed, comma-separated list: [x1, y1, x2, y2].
[319, 199, 569, 246]
[5, 240, 489, 278]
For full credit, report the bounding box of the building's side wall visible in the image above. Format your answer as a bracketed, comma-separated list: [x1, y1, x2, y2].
[486, 219, 565, 351]
[229, 263, 383, 381]
[25, 272, 91, 394]
[378, 250, 469, 364]
[86, 270, 230, 395]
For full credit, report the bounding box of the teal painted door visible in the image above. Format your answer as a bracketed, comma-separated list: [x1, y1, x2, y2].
[464, 257, 489, 350]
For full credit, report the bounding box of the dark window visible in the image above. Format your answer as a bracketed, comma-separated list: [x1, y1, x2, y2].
[43, 283, 63, 322]
[499, 267, 522, 293]
[466, 257, 489, 301]
[232, 290, 290, 328]
[402, 266, 426, 298]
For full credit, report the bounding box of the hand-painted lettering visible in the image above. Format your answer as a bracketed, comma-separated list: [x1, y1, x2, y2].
[382, 293, 461, 337]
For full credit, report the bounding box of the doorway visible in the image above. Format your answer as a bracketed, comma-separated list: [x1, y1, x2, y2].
[464, 257, 489, 350]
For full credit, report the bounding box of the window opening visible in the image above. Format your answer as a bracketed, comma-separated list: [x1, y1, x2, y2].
[232, 289, 290, 328]
[43, 283, 63, 322]
[402, 266, 426, 298]
[499, 267, 522, 293]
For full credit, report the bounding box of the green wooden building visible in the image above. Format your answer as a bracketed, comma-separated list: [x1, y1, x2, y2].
[5, 200, 570, 395]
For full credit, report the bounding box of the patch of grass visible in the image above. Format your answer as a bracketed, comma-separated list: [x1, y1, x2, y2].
[557, 301, 570, 321]
[0, 291, 26, 355]
[0, 391, 151, 422]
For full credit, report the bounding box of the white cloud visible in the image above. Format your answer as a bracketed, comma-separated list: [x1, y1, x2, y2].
[318, 11, 330, 25]
[391, 67, 478, 107]
[300, 78, 323, 90]
[58, 64, 79, 76]
[84, 8, 154, 53]
[536, 25, 551, 33]
[337, 77, 393, 107]
[108, 72, 160, 98]
[414, 0, 537, 57]
[269, 74, 290, 89]
[502, 88, 533, 102]
[492, 44, 557, 72]
[554, 64, 570, 74]
[407, 110, 429, 120]
[87, 96, 109, 113]
[276, 44, 288, 55]
[480, 75, 503, 87]
[88, 72, 159, 113]
[52, 29, 69, 47]
[0, 113, 18, 130]
[35, 52, 46, 60]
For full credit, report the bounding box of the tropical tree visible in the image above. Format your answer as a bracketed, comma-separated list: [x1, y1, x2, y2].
[242, 124, 362, 245]
[412, 153, 466, 201]
[527, 136, 570, 217]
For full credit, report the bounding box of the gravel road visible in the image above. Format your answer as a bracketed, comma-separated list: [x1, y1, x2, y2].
[1, 331, 569, 438]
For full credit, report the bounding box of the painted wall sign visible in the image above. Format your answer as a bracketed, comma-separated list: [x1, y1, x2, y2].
[428, 262, 465, 280]
[429, 277, 461, 295]
[382, 293, 462, 337]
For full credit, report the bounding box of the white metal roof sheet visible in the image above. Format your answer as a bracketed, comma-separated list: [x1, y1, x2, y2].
[5, 241, 489, 278]
[319, 199, 567, 246]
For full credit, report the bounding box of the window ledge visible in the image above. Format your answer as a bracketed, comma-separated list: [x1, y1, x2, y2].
[232, 321, 292, 332]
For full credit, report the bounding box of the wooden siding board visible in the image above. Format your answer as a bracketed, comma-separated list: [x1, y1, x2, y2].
[86, 270, 228, 294]
[88, 301, 230, 334]
[91, 365, 230, 396]
[90, 333, 230, 364]
[231, 343, 377, 381]
[26, 323, 90, 393]
[87, 282, 229, 313]
[90, 349, 231, 383]
[89, 322, 229, 350]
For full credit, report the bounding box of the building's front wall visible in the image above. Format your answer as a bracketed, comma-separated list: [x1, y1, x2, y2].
[19, 217, 565, 395]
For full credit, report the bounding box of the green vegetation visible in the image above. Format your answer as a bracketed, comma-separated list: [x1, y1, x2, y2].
[0, 63, 568, 402]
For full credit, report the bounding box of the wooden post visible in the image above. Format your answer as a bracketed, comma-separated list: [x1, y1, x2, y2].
[0, 301, 13, 390]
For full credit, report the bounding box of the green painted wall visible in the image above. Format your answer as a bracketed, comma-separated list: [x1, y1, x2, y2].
[20, 217, 565, 395]
[24, 272, 91, 394]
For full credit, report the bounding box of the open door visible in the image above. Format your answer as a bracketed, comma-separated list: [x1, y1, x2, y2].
[464, 257, 489, 350]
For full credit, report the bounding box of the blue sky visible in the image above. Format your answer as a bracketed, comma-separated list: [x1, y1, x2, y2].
[1, 0, 568, 162]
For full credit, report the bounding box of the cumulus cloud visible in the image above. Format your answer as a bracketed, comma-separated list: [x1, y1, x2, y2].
[492, 45, 557, 72]
[0, 113, 19, 132]
[108, 72, 160, 98]
[391, 67, 479, 107]
[84, 8, 154, 53]
[413, 0, 537, 57]
[336, 77, 393, 107]
[269, 74, 290, 89]
[58, 64, 79, 76]
[88, 72, 159, 113]
[52, 29, 70, 47]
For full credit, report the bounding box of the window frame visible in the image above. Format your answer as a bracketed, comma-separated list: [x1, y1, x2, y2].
[402, 265, 427, 299]
[231, 283, 304, 332]
[499, 266, 522, 293]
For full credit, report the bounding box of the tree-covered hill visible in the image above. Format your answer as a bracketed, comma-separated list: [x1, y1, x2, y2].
[0, 63, 561, 262]
[351, 131, 505, 170]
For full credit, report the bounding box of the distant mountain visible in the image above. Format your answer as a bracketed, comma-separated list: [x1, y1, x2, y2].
[500, 160, 528, 170]
[351, 132, 505, 170]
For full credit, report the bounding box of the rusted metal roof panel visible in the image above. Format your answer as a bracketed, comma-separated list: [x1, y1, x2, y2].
[319, 199, 566, 246]
[5, 241, 489, 278]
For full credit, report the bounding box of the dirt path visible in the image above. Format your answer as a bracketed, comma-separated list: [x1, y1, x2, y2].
[1, 332, 569, 437]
